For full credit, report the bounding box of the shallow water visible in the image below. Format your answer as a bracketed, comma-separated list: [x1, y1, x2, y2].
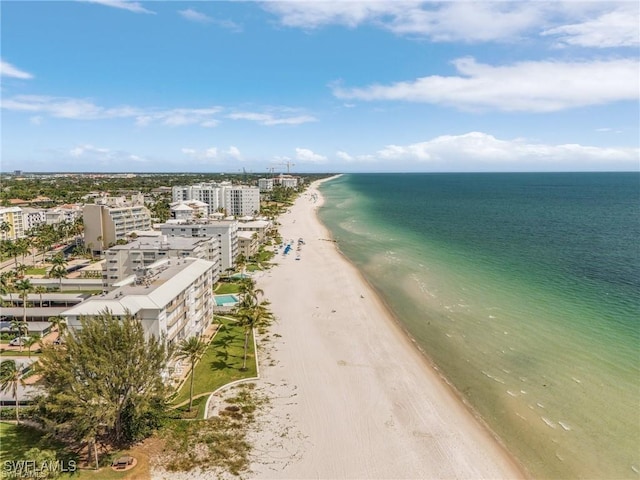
[318, 173, 639, 479]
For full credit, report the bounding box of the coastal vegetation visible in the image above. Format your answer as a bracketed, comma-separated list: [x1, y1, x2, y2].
[36, 311, 171, 469]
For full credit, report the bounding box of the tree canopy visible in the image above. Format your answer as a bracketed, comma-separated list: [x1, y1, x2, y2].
[37, 310, 173, 450]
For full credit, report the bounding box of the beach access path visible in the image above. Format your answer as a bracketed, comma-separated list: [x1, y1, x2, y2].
[247, 176, 526, 479]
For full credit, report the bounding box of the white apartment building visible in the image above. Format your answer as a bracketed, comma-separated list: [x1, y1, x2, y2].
[172, 182, 260, 217]
[274, 175, 298, 188]
[21, 207, 47, 232]
[172, 183, 228, 214]
[170, 200, 209, 221]
[102, 236, 220, 290]
[237, 231, 259, 258]
[237, 219, 273, 242]
[158, 220, 238, 271]
[0, 207, 25, 240]
[61, 258, 216, 353]
[224, 186, 260, 217]
[258, 178, 274, 192]
[83, 204, 152, 254]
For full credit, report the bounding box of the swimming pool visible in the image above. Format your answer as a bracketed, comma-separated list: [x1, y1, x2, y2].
[215, 294, 239, 306]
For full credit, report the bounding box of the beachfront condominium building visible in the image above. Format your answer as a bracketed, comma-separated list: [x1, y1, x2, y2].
[172, 182, 260, 217]
[102, 236, 220, 290]
[258, 178, 274, 192]
[83, 204, 152, 254]
[172, 183, 227, 215]
[0, 207, 25, 240]
[274, 175, 298, 188]
[237, 219, 273, 242]
[224, 186, 260, 217]
[237, 231, 259, 258]
[62, 258, 216, 356]
[158, 220, 238, 272]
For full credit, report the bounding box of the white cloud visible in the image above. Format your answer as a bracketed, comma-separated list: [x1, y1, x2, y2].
[264, 1, 545, 42]
[264, 1, 639, 46]
[227, 146, 242, 160]
[333, 57, 639, 112]
[82, 0, 155, 14]
[205, 148, 218, 158]
[179, 8, 213, 23]
[541, 4, 640, 48]
[227, 111, 317, 125]
[336, 150, 353, 161]
[370, 132, 639, 169]
[1, 60, 34, 79]
[2, 95, 222, 127]
[69, 144, 110, 158]
[295, 148, 327, 163]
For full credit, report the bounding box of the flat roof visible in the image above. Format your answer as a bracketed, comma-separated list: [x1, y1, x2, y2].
[62, 258, 215, 316]
[108, 236, 213, 251]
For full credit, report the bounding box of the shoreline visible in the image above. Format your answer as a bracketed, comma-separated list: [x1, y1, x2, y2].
[247, 176, 527, 479]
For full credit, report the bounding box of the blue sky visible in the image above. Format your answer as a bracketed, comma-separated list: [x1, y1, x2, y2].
[1, 1, 639, 173]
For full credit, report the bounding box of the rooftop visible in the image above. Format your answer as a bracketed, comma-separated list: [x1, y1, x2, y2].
[62, 258, 215, 316]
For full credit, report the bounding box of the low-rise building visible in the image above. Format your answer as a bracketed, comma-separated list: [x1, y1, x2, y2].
[62, 257, 216, 348]
[102, 236, 220, 290]
[237, 231, 259, 258]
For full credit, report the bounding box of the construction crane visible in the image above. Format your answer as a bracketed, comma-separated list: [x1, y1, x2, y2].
[278, 160, 295, 174]
[266, 166, 276, 175]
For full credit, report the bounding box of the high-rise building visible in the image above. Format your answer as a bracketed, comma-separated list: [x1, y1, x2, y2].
[83, 204, 152, 254]
[158, 220, 238, 271]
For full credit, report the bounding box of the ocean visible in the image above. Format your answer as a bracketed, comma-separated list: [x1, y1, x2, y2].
[317, 173, 639, 479]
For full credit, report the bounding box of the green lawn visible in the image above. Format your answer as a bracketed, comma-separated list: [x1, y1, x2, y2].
[171, 318, 257, 417]
[25, 267, 47, 275]
[214, 282, 241, 294]
[0, 421, 79, 470]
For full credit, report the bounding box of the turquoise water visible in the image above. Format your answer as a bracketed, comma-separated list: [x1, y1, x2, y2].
[318, 173, 639, 479]
[215, 294, 238, 306]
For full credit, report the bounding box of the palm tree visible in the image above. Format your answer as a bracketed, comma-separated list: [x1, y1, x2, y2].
[9, 320, 29, 353]
[237, 302, 272, 370]
[238, 278, 264, 306]
[34, 286, 47, 307]
[48, 265, 67, 292]
[49, 315, 67, 342]
[0, 271, 15, 295]
[0, 360, 26, 423]
[175, 336, 208, 411]
[24, 334, 40, 359]
[15, 263, 28, 279]
[0, 221, 10, 240]
[15, 278, 33, 325]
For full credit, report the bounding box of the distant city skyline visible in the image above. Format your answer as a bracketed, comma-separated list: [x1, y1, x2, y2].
[1, 0, 639, 173]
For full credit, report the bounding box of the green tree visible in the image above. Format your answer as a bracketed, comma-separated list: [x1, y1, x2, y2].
[0, 360, 26, 423]
[175, 336, 208, 411]
[24, 334, 41, 359]
[34, 285, 47, 307]
[0, 220, 10, 239]
[38, 310, 171, 459]
[49, 315, 67, 342]
[48, 265, 67, 291]
[9, 320, 29, 353]
[23, 448, 61, 479]
[237, 295, 272, 371]
[15, 278, 33, 325]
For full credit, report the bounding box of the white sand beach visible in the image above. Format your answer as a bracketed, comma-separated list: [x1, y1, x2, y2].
[247, 177, 526, 479]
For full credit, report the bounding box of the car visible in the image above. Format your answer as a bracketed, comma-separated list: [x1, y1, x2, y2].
[9, 336, 30, 346]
